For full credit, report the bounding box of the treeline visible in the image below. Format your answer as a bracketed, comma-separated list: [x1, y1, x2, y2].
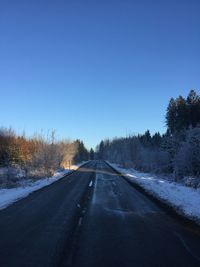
[166, 89, 200, 133]
[0, 128, 89, 178]
[96, 89, 200, 179]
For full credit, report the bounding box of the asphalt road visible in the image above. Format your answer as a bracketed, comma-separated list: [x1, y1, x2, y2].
[0, 162, 96, 267]
[1, 161, 200, 267]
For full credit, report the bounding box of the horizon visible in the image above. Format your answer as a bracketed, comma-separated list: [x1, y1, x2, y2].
[1, 88, 199, 150]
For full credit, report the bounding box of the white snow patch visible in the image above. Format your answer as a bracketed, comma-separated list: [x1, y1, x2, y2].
[70, 161, 88, 170]
[89, 180, 93, 187]
[0, 162, 87, 210]
[108, 162, 200, 223]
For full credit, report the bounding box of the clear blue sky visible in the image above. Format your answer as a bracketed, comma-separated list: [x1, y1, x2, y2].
[0, 0, 199, 148]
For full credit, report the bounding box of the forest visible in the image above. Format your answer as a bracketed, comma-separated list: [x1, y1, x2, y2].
[0, 129, 89, 186]
[1, 89, 199, 187]
[96, 89, 200, 180]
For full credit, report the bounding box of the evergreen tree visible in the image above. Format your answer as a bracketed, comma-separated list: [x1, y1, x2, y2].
[98, 141, 105, 159]
[89, 148, 95, 160]
[166, 91, 200, 133]
[187, 89, 200, 128]
[152, 132, 162, 147]
[74, 140, 89, 163]
[139, 130, 151, 147]
[175, 96, 188, 132]
[166, 98, 177, 134]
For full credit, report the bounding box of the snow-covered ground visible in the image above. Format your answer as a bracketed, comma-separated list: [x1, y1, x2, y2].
[108, 162, 200, 224]
[0, 162, 87, 210]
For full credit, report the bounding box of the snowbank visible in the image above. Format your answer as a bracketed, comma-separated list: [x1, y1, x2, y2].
[108, 162, 200, 223]
[0, 162, 87, 210]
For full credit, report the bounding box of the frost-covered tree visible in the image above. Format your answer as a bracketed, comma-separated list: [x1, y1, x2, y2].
[174, 128, 200, 177]
[0, 128, 89, 179]
[96, 89, 200, 178]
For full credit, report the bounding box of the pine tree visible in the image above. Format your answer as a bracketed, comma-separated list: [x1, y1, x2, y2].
[74, 140, 89, 163]
[89, 148, 95, 160]
[98, 141, 105, 159]
[187, 89, 200, 128]
[140, 130, 151, 147]
[152, 132, 162, 147]
[166, 98, 177, 134]
[175, 95, 188, 132]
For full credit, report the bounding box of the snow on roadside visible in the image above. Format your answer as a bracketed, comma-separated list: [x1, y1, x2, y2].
[108, 162, 200, 223]
[0, 162, 87, 210]
[70, 161, 88, 170]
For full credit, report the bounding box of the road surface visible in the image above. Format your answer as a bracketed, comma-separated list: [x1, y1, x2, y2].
[0, 161, 200, 267]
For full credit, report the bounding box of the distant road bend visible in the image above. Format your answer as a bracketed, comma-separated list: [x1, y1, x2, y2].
[0, 161, 200, 267]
